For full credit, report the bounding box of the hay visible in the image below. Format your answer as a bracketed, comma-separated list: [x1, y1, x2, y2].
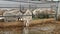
[29, 18, 55, 27]
[28, 19, 60, 34]
[0, 21, 24, 27]
[57, 15, 60, 21]
[28, 18, 60, 34]
[0, 21, 23, 34]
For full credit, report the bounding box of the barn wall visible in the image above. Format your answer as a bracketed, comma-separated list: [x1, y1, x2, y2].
[0, 0, 59, 10]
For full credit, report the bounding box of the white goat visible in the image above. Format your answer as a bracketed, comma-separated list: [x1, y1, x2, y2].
[33, 8, 43, 17]
[3, 9, 22, 22]
[22, 9, 32, 26]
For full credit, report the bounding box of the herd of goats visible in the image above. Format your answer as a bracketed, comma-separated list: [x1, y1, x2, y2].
[0, 8, 55, 26]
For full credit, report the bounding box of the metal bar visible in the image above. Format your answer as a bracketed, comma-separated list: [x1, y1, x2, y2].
[0, 6, 56, 9]
[0, 7, 20, 8]
[0, 4, 57, 8]
[0, 14, 56, 17]
[55, 1, 59, 20]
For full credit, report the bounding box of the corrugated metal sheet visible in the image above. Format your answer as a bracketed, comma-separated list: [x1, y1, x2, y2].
[0, 0, 58, 8]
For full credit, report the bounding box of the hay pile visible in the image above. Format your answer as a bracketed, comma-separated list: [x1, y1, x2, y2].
[0, 18, 59, 34]
[0, 26, 23, 34]
[0, 21, 24, 28]
[29, 23, 56, 34]
[29, 18, 55, 27]
[57, 15, 60, 21]
[0, 21, 24, 34]
[28, 19, 60, 34]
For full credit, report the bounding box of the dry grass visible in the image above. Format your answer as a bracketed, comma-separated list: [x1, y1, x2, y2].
[0, 18, 60, 34]
[28, 18, 60, 34]
[0, 21, 24, 34]
[0, 21, 24, 27]
[29, 18, 55, 27]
